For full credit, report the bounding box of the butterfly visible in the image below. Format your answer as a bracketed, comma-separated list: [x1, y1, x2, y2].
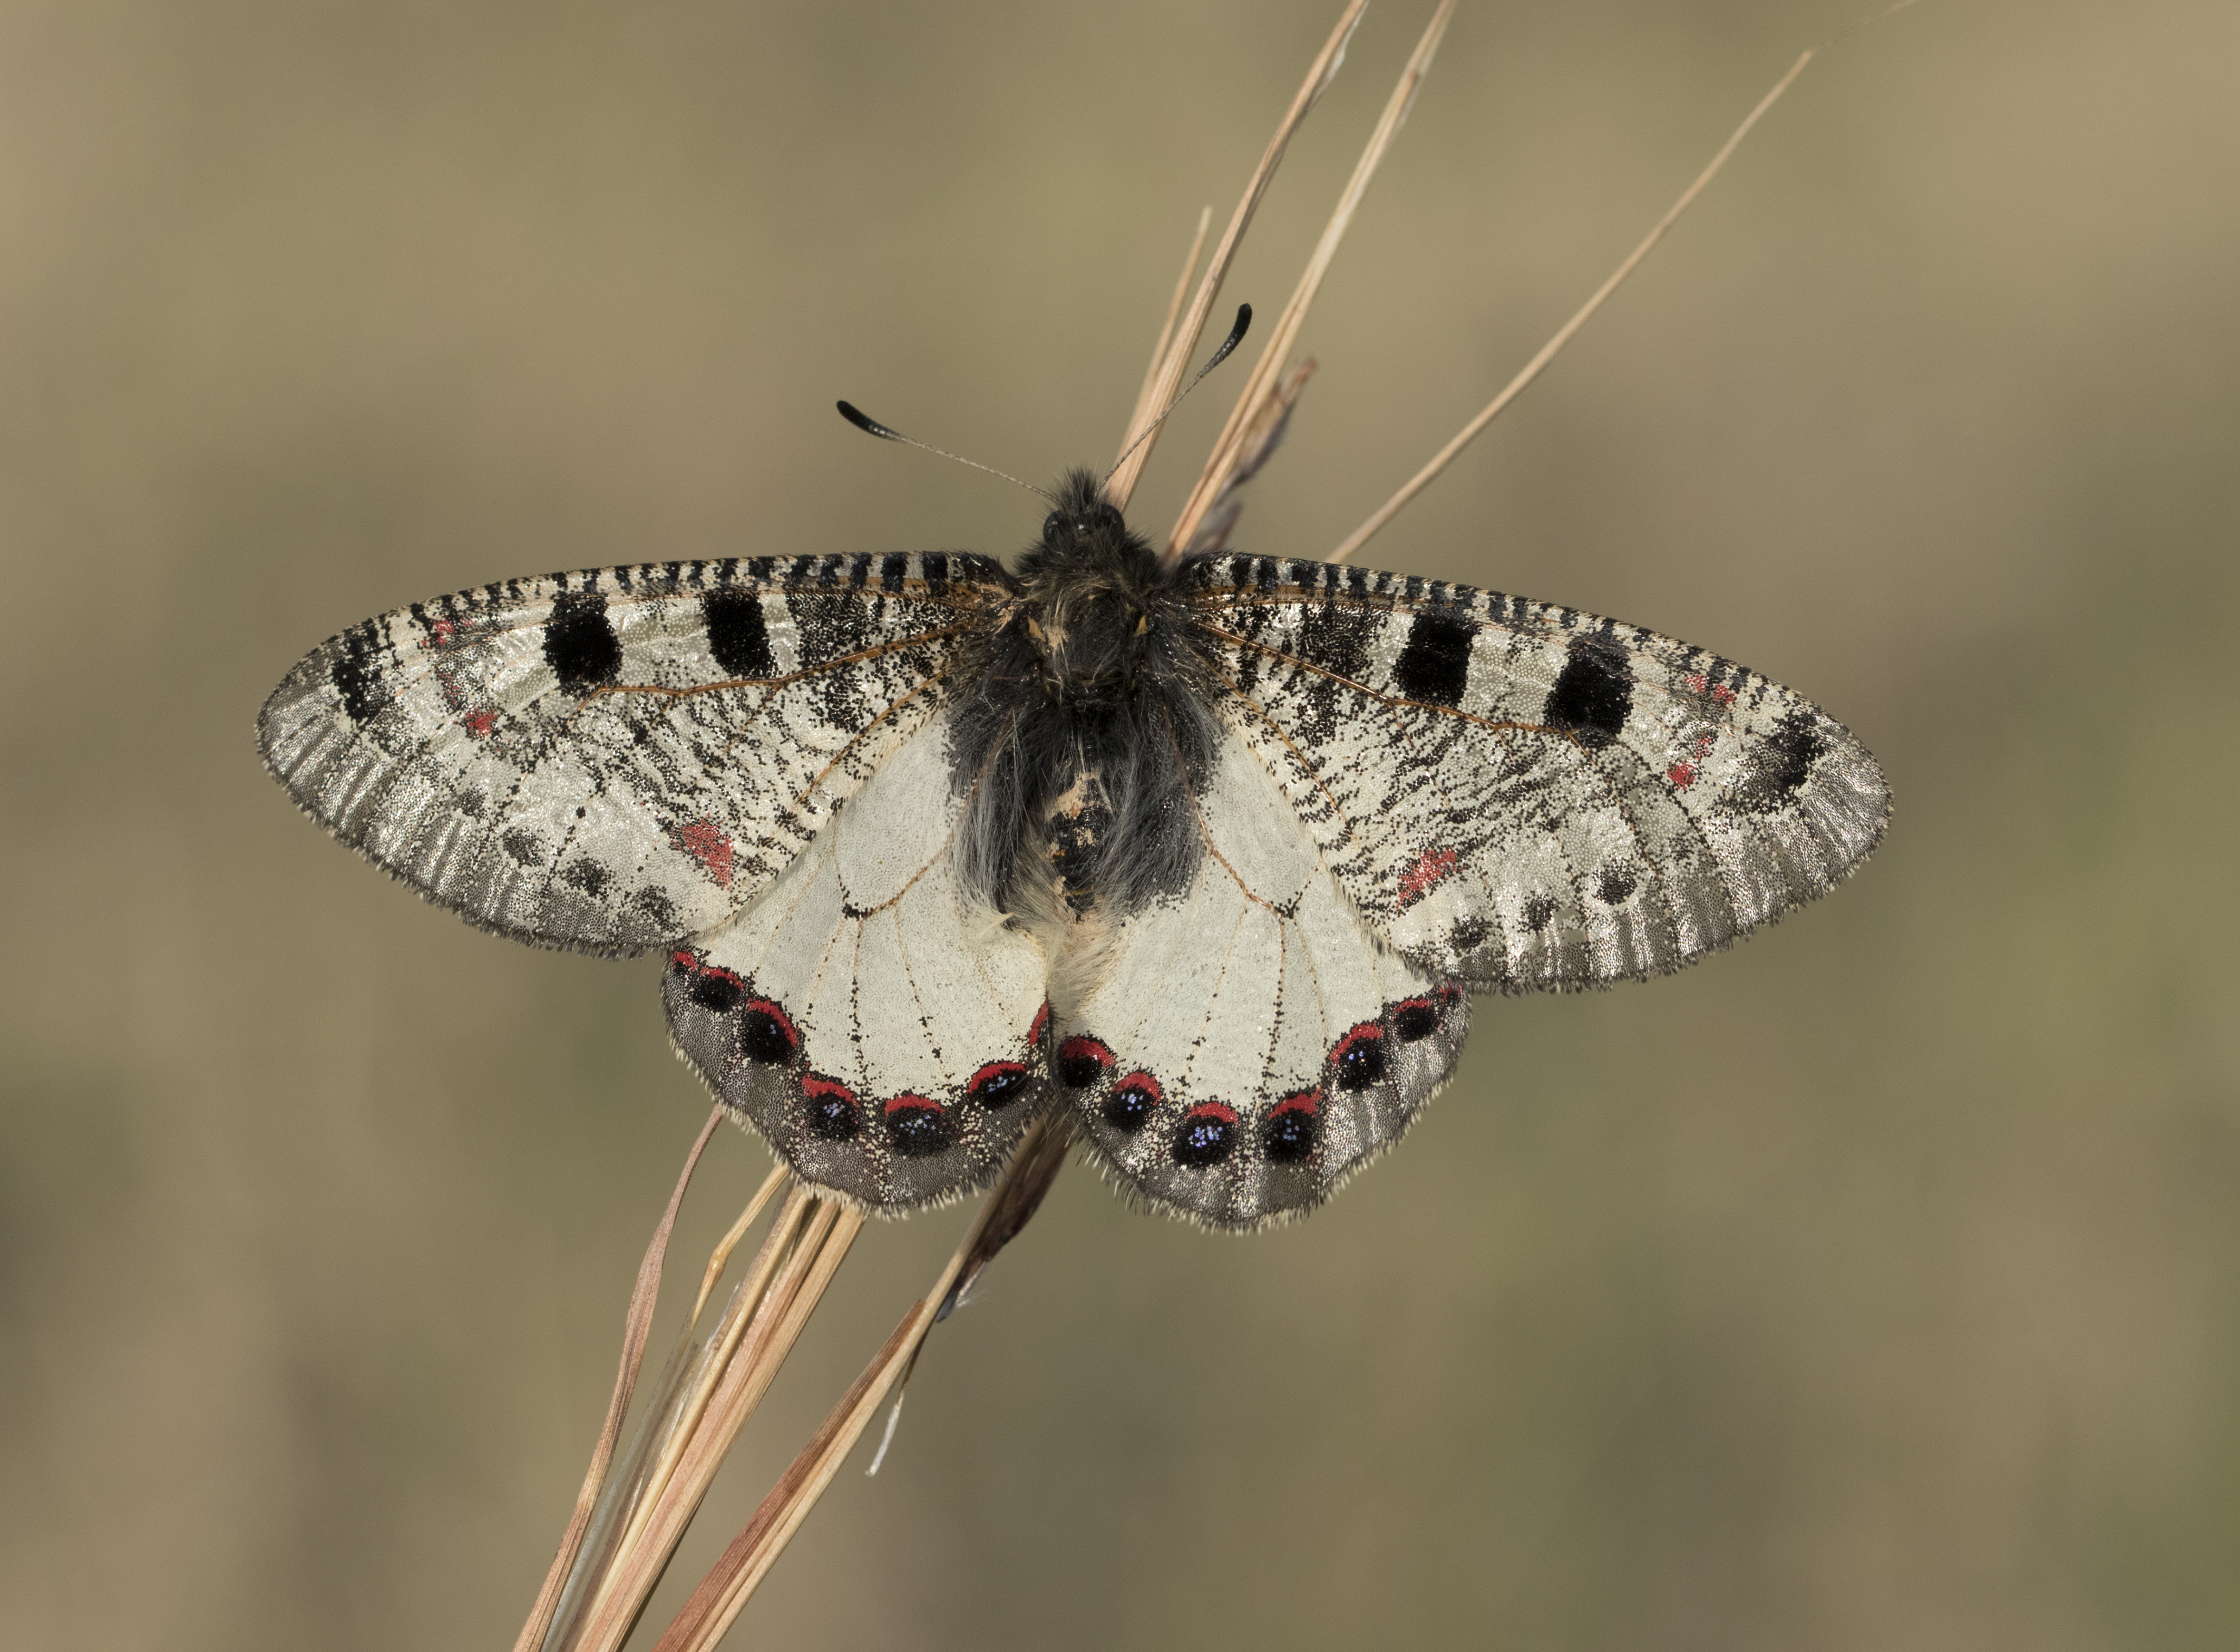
[258, 458, 1887, 1228]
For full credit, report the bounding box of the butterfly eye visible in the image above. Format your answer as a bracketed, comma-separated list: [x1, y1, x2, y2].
[1094, 503, 1124, 533]
[1042, 511, 1066, 545]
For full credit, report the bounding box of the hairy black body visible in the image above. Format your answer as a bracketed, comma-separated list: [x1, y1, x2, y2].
[948, 470, 1219, 922]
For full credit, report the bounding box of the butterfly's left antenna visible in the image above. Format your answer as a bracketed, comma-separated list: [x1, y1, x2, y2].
[1103, 302, 1253, 492]
[835, 402, 1058, 505]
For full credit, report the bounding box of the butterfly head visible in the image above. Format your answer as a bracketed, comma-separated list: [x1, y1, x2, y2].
[1014, 468, 1172, 705]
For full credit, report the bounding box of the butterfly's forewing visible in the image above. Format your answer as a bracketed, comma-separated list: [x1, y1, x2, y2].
[1184, 556, 1888, 990]
[258, 553, 1006, 953]
[1054, 727, 1468, 1228]
[666, 706, 1054, 1209]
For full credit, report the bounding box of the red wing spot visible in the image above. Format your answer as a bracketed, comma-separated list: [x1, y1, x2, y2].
[671, 949, 698, 970]
[1331, 1022, 1388, 1091]
[1712, 684, 1736, 706]
[1057, 1036, 1114, 1088]
[1271, 1089, 1319, 1117]
[802, 1074, 860, 1142]
[1683, 673, 1707, 693]
[1397, 846, 1460, 907]
[738, 996, 799, 1062]
[464, 708, 497, 737]
[1668, 761, 1697, 789]
[968, 1061, 1032, 1109]
[1029, 1001, 1051, 1048]
[669, 817, 735, 888]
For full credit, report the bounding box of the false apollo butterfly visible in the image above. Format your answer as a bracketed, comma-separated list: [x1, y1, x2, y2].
[259, 411, 1887, 1227]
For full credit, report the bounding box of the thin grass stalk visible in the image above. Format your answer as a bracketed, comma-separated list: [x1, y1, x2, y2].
[511, 1107, 725, 1652]
[1166, 0, 1454, 562]
[1126, 206, 1213, 444]
[540, 1187, 799, 1652]
[1105, 0, 1368, 509]
[1329, 43, 1828, 563]
[649, 1111, 1082, 1651]
[564, 1193, 862, 1652]
[541, 1168, 806, 1651]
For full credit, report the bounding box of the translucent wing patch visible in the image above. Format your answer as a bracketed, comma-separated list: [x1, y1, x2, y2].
[259, 553, 1007, 954]
[665, 708, 1053, 1211]
[1185, 555, 1889, 990]
[1054, 726, 1467, 1229]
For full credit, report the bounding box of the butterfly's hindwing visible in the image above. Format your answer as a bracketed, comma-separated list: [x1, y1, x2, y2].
[258, 554, 1009, 953]
[1184, 556, 1889, 990]
[1055, 725, 1467, 1229]
[665, 706, 1053, 1210]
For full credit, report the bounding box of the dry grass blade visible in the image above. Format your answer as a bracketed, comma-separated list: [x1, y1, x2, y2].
[1166, 0, 1455, 562]
[1330, 43, 1823, 563]
[689, 1163, 791, 1326]
[510, 1107, 726, 1652]
[649, 1112, 1082, 1651]
[559, 1190, 863, 1652]
[1183, 357, 1319, 558]
[1126, 206, 1213, 444]
[1104, 0, 1369, 510]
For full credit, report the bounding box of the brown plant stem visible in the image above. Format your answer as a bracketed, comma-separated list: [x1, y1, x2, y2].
[1105, 0, 1369, 509]
[511, 1106, 725, 1652]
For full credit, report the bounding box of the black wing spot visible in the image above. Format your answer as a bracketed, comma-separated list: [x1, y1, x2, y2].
[332, 622, 384, 724]
[1735, 711, 1827, 814]
[631, 887, 678, 934]
[1542, 637, 1632, 748]
[1390, 1000, 1440, 1042]
[1332, 1025, 1386, 1091]
[739, 999, 801, 1063]
[688, 970, 743, 1013]
[560, 859, 611, 897]
[501, 828, 544, 867]
[805, 1078, 860, 1141]
[545, 591, 624, 694]
[1263, 1093, 1319, 1162]
[1595, 866, 1638, 905]
[1058, 1037, 1113, 1089]
[1172, 1104, 1238, 1167]
[1103, 1072, 1163, 1133]
[703, 588, 775, 678]
[1521, 895, 1556, 932]
[884, 1097, 955, 1157]
[1392, 610, 1476, 706]
[967, 1061, 1031, 1109]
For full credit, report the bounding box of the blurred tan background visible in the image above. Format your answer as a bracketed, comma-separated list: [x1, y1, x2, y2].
[3, 1, 2235, 1647]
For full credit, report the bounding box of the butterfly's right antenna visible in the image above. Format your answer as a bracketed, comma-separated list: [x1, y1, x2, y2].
[835, 401, 1058, 506]
[1102, 303, 1253, 492]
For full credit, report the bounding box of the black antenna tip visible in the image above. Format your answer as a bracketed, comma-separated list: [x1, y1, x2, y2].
[836, 400, 899, 441]
[1207, 304, 1252, 372]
